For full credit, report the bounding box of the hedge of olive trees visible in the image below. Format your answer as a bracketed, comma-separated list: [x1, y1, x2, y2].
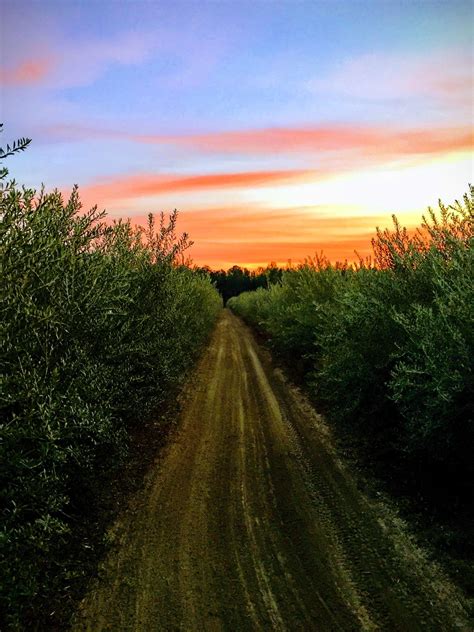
[1, 178, 221, 628]
[229, 188, 473, 494]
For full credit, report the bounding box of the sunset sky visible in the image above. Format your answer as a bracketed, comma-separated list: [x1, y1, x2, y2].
[1, 0, 472, 269]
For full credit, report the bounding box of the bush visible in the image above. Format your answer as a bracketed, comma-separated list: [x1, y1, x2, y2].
[229, 187, 473, 490]
[389, 198, 474, 469]
[0, 180, 221, 628]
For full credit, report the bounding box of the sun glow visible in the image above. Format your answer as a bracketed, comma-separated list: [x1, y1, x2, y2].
[246, 151, 472, 221]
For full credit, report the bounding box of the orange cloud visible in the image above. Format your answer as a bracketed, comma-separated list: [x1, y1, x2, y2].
[137, 126, 383, 152]
[168, 126, 473, 161]
[0, 58, 53, 85]
[78, 169, 315, 208]
[47, 123, 473, 159]
[373, 128, 473, 158]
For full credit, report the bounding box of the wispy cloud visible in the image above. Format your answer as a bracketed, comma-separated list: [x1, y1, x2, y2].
[0, 33, 154, 90]
[0, 58, 54, 86]
[158, 125, 473, 160]
[56, 31, 154, 88]
[77, 169, 315, 209]
[61, 122, 472, 219]
[1, 14, 229, 92]
[46, 122, 473, 158]
[307, 48, 473, 108]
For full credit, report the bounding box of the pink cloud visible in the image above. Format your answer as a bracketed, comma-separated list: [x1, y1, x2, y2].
[154, 125, 473, 159]
[1, 31, 156, 91]
[0, 58, 54, 86]
[46, 122, 473, 161]
[76, 169, 316, 209]
[307, 47, 473, 107]
[1, 18, 228, 93]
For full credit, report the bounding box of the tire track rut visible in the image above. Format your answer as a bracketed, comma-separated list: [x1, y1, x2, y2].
[74, 310, 470, 631]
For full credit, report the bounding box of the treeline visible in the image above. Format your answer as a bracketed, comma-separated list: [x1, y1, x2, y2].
[229, 189, 473, 508]
[1, 180, 221, 628]
[195, 263, 283, 304]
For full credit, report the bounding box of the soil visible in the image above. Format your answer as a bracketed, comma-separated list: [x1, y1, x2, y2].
[73, 310, 471, 631]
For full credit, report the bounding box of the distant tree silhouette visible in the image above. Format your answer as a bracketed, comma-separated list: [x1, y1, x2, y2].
[195, 263, 283, 304]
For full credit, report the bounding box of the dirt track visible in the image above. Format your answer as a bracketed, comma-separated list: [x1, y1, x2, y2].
[74, 310, 470, 631]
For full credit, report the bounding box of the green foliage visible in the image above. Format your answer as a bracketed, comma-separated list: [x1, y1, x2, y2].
[0, 123, 32, 179]
[229, 187, 473, 486]
[389, 196, 474, 465]
[199, 263, 284, 304]
[0, 179, 221, 628]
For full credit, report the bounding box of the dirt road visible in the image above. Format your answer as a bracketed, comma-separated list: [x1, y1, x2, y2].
[74, 310, 470, 631]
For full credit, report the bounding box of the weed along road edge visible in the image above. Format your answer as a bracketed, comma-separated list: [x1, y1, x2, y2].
[74, 310, 470, 631]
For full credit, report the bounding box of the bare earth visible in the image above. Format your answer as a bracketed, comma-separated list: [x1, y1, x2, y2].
[74, 310, 470, 631]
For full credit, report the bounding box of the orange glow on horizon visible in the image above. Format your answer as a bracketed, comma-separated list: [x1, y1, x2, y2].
[66, 145, 471, 272]
[187, 235, 376, 270]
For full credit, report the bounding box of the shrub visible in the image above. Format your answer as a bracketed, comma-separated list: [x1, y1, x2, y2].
[229, 187, 473, 490]
[0, 179, 221, 628]
[389, 193, 474, 470]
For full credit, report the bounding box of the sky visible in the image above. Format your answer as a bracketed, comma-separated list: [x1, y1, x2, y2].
[1, 0, 473, 269]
